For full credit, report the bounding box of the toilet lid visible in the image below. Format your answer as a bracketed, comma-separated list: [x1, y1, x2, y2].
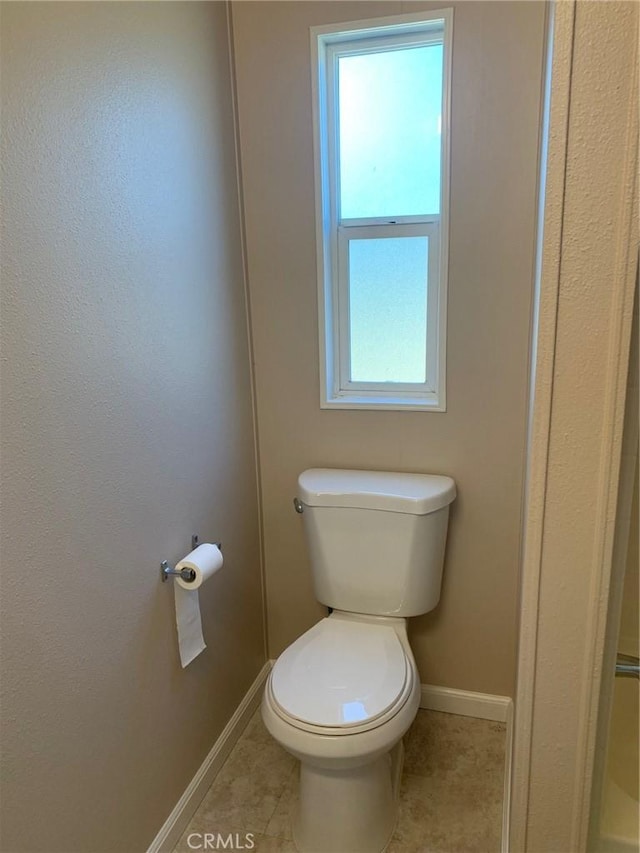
[271, 618, 408, 729]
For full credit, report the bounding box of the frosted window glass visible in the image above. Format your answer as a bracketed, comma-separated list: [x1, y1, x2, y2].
[338, 44, 443, 219]
[349, 237, 428, 383]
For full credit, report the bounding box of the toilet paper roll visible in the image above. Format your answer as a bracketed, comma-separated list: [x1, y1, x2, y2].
[175, 543, 223, 590]
[174, 543, 223, 668]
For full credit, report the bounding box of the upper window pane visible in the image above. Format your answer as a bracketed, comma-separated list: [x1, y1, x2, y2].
[338, 43, 443, 220]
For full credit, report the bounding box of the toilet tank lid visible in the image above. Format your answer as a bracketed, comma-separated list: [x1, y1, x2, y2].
[298, 469, 456, 515]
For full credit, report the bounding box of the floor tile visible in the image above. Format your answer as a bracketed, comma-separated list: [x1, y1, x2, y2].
[240, 707, 275, 747]
[174, 708, 506, 853]
[404, 711, 506, 782]
[181, 713, 296, 838]
[387, 769, 503, 853]
[250, 834, 298, 852]
[264, 765, 297, 841]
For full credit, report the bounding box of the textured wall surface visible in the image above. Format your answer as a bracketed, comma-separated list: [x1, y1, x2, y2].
[0, 4, 264, 851]
[231, 0, 547, 696]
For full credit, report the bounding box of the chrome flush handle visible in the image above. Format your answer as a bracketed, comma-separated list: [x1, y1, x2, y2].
[293, 498, 304, 514]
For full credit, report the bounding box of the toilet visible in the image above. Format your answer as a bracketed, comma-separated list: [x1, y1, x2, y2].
[261, 468, 456, 853]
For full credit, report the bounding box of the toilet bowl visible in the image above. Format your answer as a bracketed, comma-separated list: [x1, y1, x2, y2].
[262, 468, 456, 853]
[262, 612, 420, 852]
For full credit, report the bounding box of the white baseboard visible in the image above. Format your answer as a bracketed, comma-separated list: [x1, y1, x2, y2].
[147, 661, 271, 853]
[420, 683, 512, 723]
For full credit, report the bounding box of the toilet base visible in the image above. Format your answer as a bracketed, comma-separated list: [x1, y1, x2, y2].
[293, 740, 404, 853]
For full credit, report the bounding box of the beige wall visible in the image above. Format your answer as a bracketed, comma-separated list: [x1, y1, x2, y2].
[0, 4, 264, 852]
[232, 0, 547, 696]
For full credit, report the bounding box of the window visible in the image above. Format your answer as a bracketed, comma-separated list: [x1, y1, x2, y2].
[311, 10, 452, 410]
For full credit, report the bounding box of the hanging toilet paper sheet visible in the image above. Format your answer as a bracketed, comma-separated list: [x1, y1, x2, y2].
[173, 543, 223, 668]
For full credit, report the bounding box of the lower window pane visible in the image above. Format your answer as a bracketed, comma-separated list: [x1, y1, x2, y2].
[348, 236, 428, 383]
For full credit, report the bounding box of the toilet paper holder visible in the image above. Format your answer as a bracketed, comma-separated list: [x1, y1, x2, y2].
[161, 534, 222, 583]
[161, 561, 197, 583]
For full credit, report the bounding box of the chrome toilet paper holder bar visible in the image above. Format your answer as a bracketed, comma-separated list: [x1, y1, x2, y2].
[161, 562, 197, 583]
[160, 535, 222, 583]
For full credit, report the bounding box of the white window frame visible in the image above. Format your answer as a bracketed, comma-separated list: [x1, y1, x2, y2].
[311, 10, 453, 411]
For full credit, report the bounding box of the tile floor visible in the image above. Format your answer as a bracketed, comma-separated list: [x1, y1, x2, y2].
[174, 708, 506, 853]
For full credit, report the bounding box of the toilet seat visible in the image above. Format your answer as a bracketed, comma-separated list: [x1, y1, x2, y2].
[269, 616, 414, 736]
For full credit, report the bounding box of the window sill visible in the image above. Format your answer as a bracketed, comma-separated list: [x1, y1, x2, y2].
[321, 391, 446, 412]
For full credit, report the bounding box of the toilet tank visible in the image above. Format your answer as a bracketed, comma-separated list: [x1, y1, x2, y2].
[297, 469, 456, 618]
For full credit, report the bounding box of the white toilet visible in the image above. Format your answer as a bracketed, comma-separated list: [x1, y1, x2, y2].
[261, 468, 456, 853]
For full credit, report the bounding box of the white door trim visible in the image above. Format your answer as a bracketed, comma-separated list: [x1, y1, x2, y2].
[509, 1, 575, 848]
[511, 1, 639, 851]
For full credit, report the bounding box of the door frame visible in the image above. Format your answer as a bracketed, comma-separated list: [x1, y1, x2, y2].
[510, 1, 639, 851]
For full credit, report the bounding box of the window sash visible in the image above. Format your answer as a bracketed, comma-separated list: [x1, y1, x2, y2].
[326, 34, 445, 227]
[335, 221, 440, 395]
